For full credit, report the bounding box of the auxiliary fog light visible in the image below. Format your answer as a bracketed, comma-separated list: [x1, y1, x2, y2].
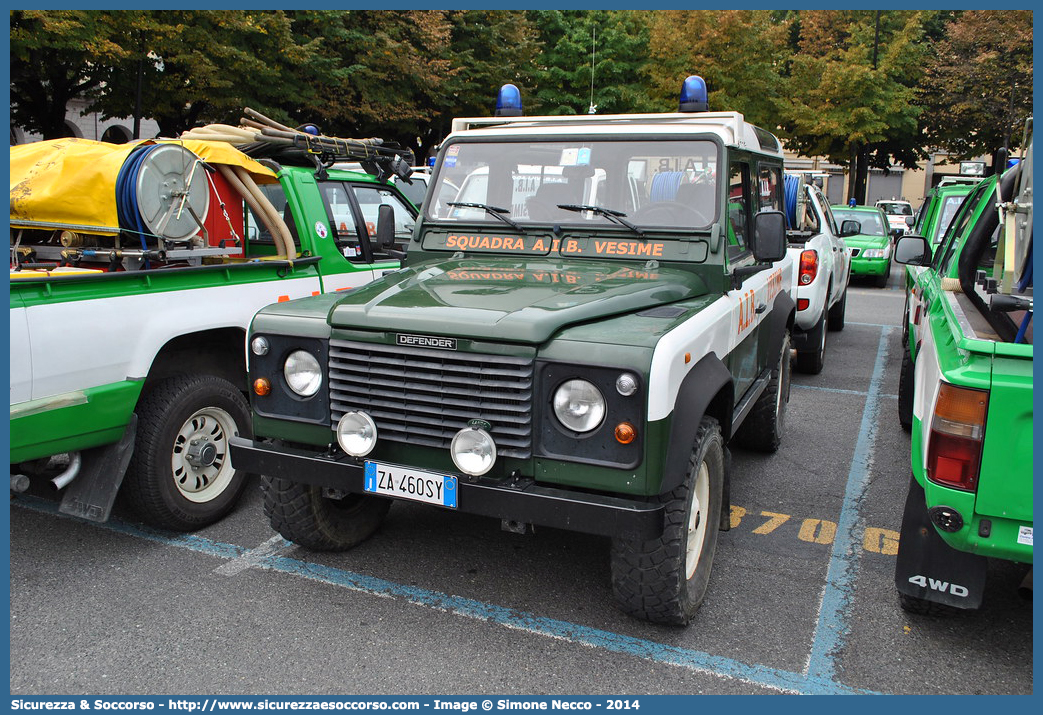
[251, 336, 270, 356]
[451, 427, 497, 476]
[337, 411, 378, 457]
[615, 373, 639, 397]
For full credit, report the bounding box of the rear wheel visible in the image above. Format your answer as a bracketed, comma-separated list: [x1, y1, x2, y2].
[795, 308, 826, 375]
[828, 285, 847, 331]
[735, 331, 791, 452]
[610, 417, 725, 625]
[262, 476, 391, 551]
[123, 375, 251, 531]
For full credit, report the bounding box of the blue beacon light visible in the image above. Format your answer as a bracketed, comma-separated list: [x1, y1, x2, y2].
[495, 84, 523, 117]
[678, 75, 709, 113]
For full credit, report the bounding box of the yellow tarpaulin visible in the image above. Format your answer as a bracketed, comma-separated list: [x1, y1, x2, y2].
[9, 137, 278, 236]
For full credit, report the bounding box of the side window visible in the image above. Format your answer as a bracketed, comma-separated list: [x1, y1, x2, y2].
[816, 189, 841, 236]
[757, 165, 783, 212]
[352, 186, 417, 242]
[935, 183, 991, 273]
[727, 160, 751, 261]
[244, 182, 300, 252]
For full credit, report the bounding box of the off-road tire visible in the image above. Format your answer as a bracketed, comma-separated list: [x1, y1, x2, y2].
[795, 307, 826, 375]
[123, 375, 252, 531]
[827, 284, 847, 331]
[898, 350, 914, 431]
[735, 332, 791, 452]
[262, 476, 391, 551]
[898, 592, 964, 617]
[610, 417, 725, 626]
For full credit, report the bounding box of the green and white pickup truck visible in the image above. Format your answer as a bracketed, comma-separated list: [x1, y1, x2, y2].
[10, 134, 418, 531]
[893, 133, 1033, 614]
[230, 76, 798, 625]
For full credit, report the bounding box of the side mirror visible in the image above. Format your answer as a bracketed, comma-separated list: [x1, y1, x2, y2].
[751, 210, 787, 262]
[839, 220, 861, 237]
[894, 234, 931, 265]
[376, 204, 396, 250]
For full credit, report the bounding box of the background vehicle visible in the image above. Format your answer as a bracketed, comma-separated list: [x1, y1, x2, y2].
[892, 130, 1032, 615]
[232, 76, 797, 626]
[785, 173, 853, 373]
[10, 126, 417, 530]
[876, 198, 915, 239]
[830, 204, 892, 288]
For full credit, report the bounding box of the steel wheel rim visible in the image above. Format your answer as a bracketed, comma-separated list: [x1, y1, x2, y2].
[170, 406, 238, 503]
[685, 460, 711, 579]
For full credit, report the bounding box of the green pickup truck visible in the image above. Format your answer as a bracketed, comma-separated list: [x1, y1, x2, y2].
[893, 137, 1033, 614]
[10, 136, 417, 530]
[231, 76, 799, 625]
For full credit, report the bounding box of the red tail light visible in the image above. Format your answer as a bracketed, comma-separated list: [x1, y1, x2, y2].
[799, 250, 818, 285]
[927, 382, 988, 491]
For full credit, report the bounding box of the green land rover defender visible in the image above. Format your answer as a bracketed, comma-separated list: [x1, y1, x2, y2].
[230, 77, 797, 625]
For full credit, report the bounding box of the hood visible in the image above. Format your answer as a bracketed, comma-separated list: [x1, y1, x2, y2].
[329, 257, 708, 344]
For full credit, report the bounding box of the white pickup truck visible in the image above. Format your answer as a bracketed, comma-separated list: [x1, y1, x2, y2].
[785, 175, 852, 374]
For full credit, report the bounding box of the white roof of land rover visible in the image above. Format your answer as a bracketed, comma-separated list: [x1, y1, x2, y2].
[448, 112, 783, 158]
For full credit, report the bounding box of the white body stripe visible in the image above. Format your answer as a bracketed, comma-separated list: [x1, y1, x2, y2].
[648, 257, 792, 422]
[10, 305, 32, 405]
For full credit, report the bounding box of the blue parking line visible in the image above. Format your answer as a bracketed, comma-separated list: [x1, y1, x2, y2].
[805, 325, 894, 682]
[12, 329, 894, 695]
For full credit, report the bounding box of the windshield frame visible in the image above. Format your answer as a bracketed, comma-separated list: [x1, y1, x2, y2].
[424, 132, 725, 234]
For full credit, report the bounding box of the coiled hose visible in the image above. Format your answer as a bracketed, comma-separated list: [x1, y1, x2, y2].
[115, 144, 162, 265]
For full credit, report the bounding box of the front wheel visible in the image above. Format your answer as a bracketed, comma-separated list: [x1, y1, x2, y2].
[262, 476, 391, 551]
[898, 350, 914, 431]
[123, 375, 251, 531]
[610, 417, 725, 625]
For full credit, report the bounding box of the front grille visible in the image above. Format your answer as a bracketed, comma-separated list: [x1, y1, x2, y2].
[329, 339, 534, 458]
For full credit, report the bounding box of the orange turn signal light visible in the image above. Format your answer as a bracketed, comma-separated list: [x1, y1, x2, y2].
[614, 422, 637, 445]
[253, 378, 271, 396]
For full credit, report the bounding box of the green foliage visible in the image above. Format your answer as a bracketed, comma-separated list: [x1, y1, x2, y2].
[918, 10, 1033, 164]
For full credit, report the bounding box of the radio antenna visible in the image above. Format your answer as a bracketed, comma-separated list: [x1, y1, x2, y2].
[588, 26, 597, 115]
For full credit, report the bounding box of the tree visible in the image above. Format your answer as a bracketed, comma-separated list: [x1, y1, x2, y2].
[90, 11, 318, 138]
[10, 10, 131, 139]
[645, 10, 791, 128]
[528, 11, 656, 116]
[918, 10, 1033, 172]
[778, 11, 929, 203]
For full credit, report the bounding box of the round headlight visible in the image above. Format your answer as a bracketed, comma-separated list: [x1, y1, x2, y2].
[451, 427, 497, 476]
[283, 350, 322, 397]
[250, 336, 270, 356]
[336, 411, 377, 457]
[553, 379, 606, 433]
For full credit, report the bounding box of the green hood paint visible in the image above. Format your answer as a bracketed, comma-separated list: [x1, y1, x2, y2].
[328, 257, 708, 343]
[845, 234, 890, 250]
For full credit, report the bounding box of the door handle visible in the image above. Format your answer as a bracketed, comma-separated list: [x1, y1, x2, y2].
[755, 303, 767, 314]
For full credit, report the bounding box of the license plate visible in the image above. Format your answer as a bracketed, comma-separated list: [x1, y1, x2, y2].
[363, 462, 458, 508]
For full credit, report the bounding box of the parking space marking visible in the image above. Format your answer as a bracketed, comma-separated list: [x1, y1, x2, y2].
[215, 534, 290, 576]
[11, 327, 897, 696]
[793, 383, 897, 399]
[804, 325, 894, 682]
[729, 505, 900, 556]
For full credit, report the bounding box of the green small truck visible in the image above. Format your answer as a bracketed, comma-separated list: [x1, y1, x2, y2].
[893, 133, 1033, 613]
[10, 134, 417, 531]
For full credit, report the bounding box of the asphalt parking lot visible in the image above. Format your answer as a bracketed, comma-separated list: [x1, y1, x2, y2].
[8, 267, 1033, 696]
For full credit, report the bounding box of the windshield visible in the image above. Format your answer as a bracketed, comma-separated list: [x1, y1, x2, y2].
[832, 209, 886, 237]
[877, 201, 912, 216]
[426, 139, 719, 230]
[932, 195, 968, 244]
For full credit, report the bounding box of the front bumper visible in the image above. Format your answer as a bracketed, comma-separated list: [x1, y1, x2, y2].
[850, 257, 890, 276]
[231, 437, 665, 540]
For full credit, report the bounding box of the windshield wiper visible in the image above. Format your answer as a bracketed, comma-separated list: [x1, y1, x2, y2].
[557, 204, 645, 238]
[446, 202, 526, 234]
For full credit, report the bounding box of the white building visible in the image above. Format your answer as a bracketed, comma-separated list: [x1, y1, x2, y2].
[10, 96, 160, 145]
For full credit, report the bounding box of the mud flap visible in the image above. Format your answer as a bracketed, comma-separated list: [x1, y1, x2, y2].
[894, 476, 987, 609]
[58, 415, 137, 523]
